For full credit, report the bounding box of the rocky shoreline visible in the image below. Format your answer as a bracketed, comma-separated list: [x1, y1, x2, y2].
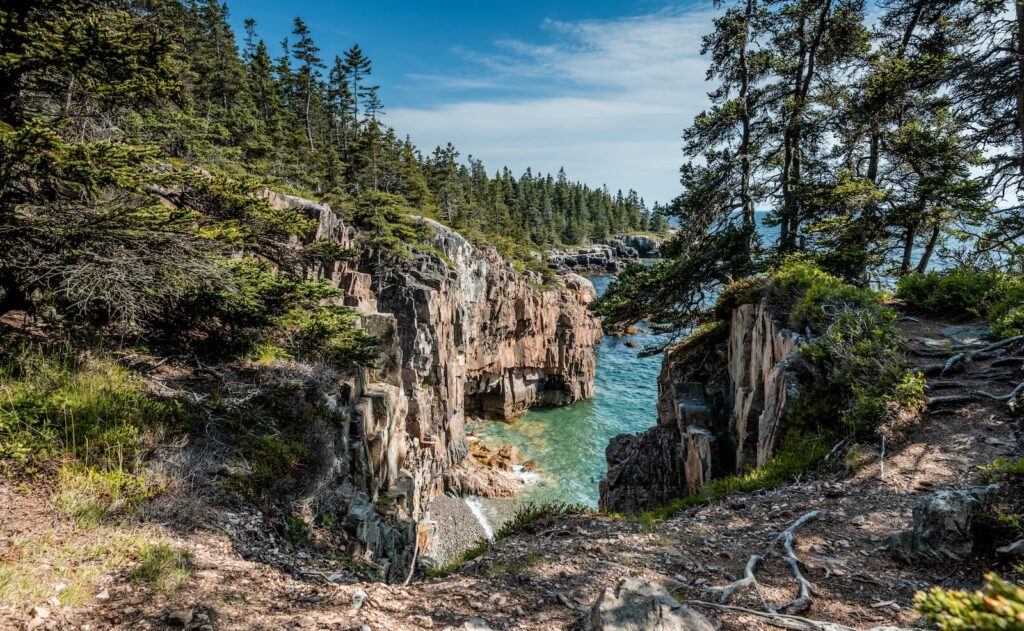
[548, 234, 661, 274]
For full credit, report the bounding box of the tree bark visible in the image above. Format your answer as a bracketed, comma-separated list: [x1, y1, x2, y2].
[739, 0, 756, 242]
[915, 221, 941, 273]
[1017, 0, 1024, 173]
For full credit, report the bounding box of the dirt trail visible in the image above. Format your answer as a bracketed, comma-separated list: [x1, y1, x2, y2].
[1, 320, 1021, 631]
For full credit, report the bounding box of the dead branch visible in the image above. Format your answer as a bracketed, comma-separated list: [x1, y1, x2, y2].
[708, 510, 823, 615]
[691, 601, 913, 631]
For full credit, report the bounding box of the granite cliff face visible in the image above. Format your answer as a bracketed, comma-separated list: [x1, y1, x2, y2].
[263, 192, 601, 578]
[600, 303, 801, 513]
[548, 235, 662, 274]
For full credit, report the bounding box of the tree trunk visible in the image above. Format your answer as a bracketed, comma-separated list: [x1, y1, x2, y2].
[739, 0, 756, 242]
[900, 224, 916, 275]
[1017, 0, 1024, 173]
[915, 221, 941, 273]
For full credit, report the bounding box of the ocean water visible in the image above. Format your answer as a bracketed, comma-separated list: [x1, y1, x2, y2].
[474, 275, 666, 509]
[471, 217, 964, 516]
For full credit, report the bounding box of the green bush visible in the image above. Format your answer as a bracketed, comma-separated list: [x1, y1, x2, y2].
[915, 573, 1024, 629]
[765, 259, 880, 333]
[276, 305, 380, 366]
[798, 304, 923, 432]
[896, 268, 1024, 337]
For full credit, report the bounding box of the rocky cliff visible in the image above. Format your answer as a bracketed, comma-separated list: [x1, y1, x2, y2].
[264, 192, 601, 578]
[548, 235, 662, 274]
[600, 302, 801, 513]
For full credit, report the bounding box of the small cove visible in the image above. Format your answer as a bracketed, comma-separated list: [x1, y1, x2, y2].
[473, 275, 665, 512]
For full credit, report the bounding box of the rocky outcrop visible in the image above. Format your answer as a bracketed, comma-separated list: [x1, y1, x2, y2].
[600, 303, 801, 513]
[890, 485, 999, 563]
[585, 578, 716, 631]
[263, 194, 600, 579]
[547, 235, 661, 274]
[549, 244, 632, 274]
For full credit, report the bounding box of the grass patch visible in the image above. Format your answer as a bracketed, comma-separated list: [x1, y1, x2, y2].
[52, 464, 161, 529]
[130, 541, 192, 593]
[0, 529, 186, 610]
[425, 539, 489, 580]
[0, 343, 173, 475]
[426, 502, 588, 579]
[495, 501, 590, 539]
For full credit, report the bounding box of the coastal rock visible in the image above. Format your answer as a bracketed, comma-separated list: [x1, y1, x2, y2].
[890, 485, 999, 563]
[264, 194, 600, 578]
[585, 578, 715, 631]
[601, 302, 800, 512]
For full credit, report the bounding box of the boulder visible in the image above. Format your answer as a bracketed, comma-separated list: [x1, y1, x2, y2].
[585, 578, 715, 631]
[890, 485, 999, 563]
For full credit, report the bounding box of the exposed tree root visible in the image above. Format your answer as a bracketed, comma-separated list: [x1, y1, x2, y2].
[976, 381, 1024, 402]
[926, 394, 978, 407]
[691, 601, 913, 631]
[707, 510, 823, 615]
[990, 356, 1024, 369]
[939, 353, 966, 378]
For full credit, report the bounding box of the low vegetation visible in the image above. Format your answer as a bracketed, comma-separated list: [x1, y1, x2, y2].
[897, 268, 1024, 338]
[915, 573, 1024, 629]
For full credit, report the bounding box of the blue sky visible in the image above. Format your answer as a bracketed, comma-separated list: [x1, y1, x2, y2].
[227, 1, 717, 205]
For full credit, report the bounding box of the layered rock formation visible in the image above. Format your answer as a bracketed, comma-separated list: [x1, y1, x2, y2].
[600, 303, 801, 513]
[548, 235, 661, 274]
[264, 192, 601, 578]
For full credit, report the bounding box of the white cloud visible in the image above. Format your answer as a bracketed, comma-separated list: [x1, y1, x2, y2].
[384, 6, 717, 205]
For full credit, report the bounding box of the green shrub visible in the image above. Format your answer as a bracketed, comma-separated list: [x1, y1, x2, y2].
[915, 573, 1024, 629]
[276, 305, 380, 366]
[896, 268, 1024, 336]
[798, 305, 923, 432]
[765, 259, 880, 333]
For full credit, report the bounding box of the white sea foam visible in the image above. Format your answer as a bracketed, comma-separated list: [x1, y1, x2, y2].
[512, 464, 543, 486]
[464, 496, 495, 541]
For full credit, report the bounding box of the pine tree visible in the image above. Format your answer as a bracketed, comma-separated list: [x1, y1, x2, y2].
[291, 17, 325, 150]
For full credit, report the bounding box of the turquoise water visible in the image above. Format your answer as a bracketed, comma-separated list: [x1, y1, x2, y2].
[474, 275, 666, 508]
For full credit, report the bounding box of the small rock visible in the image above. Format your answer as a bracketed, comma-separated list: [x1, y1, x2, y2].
[53, 583, 67, 594]
[168, 609, 194, 627]
[29, 607, 49, 620]
[350, 588, 368, 614]
[409, 615, 434, 628]
[811, 544, 828, 554]
[585, 578, 715, 631]
[851, 515, 867, 526]
[26, 618, 46, 631]
[997, 539, 1024, 559]
[296, 615, 316, 628]
[96, 589, 110, 602]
